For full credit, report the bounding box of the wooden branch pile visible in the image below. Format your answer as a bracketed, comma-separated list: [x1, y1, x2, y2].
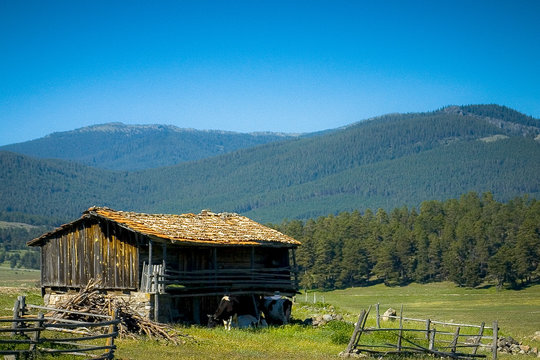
[46, 279, 187, 345]
[342, 305, 498, 360]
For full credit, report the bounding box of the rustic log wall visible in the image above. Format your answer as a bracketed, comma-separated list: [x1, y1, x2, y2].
[41, 220, 139, 290]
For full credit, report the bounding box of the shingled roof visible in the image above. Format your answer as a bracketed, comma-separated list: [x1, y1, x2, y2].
[28, 207, 300, 247]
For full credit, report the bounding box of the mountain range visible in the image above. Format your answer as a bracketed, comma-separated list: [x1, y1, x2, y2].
[1, 104, 539, 226]
[0, 123, 297, 171]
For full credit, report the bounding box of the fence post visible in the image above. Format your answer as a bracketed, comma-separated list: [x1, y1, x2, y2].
[429, 328, 436, 351]
[451, 327, 460, 353]
[346, 309, 366, 354]
[30, 312, 44, 353]
[18, 296, 26, 316]
[492, 321, 498, 360]
[472, 322, 485, 355]
[107, 308, 119, 359]
[397, 304, 403, 352]
[425, 318, 431, 339]
[11, 298, 21, 336]
[376, 303, 380, 329]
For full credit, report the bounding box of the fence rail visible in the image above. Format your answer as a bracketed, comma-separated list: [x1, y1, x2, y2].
[0, 296, 119, 360]
[344, 304, 498, 360]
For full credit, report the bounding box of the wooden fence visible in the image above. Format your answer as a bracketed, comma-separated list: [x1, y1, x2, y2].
[344, 304, 498, 360]
[0, 296, 119, 360]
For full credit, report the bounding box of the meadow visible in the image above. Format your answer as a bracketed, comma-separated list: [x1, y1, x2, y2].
[1, 267, 538, 359]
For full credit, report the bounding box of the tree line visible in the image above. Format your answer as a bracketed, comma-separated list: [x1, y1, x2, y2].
[273, 192, 540, 289]
[0, 225, 44, 269]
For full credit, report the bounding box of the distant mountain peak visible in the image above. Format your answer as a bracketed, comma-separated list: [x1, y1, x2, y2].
[61, 122, 198, 135]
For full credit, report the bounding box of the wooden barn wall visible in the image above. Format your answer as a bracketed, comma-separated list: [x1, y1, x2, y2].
[41, 220, 139, 290]
[217, 247, 290, 269]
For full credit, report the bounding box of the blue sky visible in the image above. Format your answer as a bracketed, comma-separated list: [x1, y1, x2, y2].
[1, 0, 539, 145]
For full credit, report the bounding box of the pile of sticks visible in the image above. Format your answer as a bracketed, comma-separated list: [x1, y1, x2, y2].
[48, 279, 187, 345]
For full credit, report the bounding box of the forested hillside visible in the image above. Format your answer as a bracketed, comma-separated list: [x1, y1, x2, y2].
[0, 104, 539, 226]
[273, 193, 540, 289]
[0, 123, 295, 170]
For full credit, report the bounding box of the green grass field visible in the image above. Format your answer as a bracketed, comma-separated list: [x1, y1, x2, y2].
[319, 282, 540, 341]
[1, 268, 538, 359]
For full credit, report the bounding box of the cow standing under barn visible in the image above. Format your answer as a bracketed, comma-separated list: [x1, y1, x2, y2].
[260, 292, 292, 325]
[208, 295, 265, 330]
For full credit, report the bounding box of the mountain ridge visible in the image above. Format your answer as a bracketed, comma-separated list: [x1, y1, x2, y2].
[0, 104, 539, 225]
[0, 123, 299, 171]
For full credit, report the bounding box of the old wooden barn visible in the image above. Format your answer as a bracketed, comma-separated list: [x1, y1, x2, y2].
[27, 207, 300, 324]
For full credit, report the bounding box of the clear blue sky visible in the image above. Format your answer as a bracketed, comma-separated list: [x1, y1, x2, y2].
[1, 0, 539, 145]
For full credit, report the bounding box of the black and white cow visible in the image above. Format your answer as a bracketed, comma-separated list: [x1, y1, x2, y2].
[207, 295, 264, 330]
[207, 295, 239, 329]
[260, 293, 292, 325]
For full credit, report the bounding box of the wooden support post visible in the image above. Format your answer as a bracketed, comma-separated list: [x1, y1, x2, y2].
[251, 294, 260, 321]
[376, 303, 380, 329]
[250, 247, 255, 282]
[451, 326, 460, 353]
[213, 248, 218, 288]
[30, 312, 44, 352]
[346, 309, 366, 353]
[425, 318, 431, 340]
[397, 304, 403, 352]
[492, 321, 498, 360]
[147, 240, 153, 293]
[429, 328, 436, 351]
[153, 270, 159, 322]
[193, 297, 201, 325]
[291, 248, 298, 288]
[162, 243, 167, 269]
[472, 322, 485, 355]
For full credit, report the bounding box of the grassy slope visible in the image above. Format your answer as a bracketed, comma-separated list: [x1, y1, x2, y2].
[321, 282, 540, 340]
[1, 269, 538, 359]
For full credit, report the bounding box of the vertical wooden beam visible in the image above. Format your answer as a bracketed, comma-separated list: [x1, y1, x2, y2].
[30, 312, 44, 352]
[492, 321, 498, 360]
[429, 328, 436, 351]
[451, 327, 460, 353]
[11, 298, 20, 336]
[154, 291, 159, 321]
[425, 318, 431, 340]
[162, 242, 167, 294]
[40, 244, 45, 291]
[148, 240, 153, 293]
[346, 309, 366, 354]
[397, 304, 403, 352]
[162, 242, 167, 269]
[472, 322, 485, 355]
[213, 247, 218, 289]
[251, 246, 255, 283]
[376, 303, 380, 329]
[291, 248, 298, 289]
[193, 297, 201, 325]
[107, 308, 119, 359]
